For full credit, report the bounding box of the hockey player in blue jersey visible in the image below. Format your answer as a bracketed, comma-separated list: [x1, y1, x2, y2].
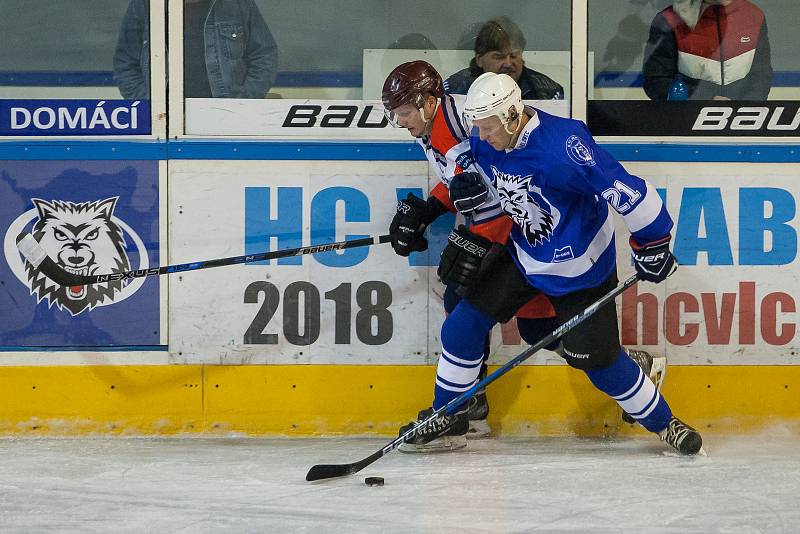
[384, 62, 663, 447]
[382, 61, 562, 440]
[401, 72, 703, 455]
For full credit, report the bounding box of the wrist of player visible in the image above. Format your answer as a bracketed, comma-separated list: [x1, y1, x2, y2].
[630, 235, 677, 283]
[423, 195, 450, 225]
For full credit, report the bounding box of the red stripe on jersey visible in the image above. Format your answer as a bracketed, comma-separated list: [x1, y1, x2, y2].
[430, 105, 465, 174]
[469, 216, 513, 244]
[430, 182, 455, 213]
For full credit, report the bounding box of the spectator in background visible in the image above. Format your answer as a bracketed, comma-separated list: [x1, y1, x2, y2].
[643, 0, 772, 100]
[113, 0, 150, 99]
[113, 0, 278, 99]
[444, 17, 564, 100]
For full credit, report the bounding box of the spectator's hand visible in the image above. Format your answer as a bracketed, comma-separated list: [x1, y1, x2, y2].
[712, 96, 732, 101]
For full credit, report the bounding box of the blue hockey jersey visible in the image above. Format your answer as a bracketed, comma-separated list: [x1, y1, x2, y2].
[470, 108, 673, 296]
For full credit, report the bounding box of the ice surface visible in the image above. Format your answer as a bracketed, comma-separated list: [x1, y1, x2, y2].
[0, 432, 799, 533]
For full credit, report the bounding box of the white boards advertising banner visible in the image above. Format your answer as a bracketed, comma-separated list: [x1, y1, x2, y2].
[184, 99, 570, 138]
[617, 163, 799, 365]
[168, 160, 436, 364]
[169, 160, 799, 366]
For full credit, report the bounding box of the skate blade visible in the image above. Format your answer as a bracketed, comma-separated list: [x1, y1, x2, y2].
[467, 419, 491, 439]
[398, 435, 467, 453]
[660, 446, 708, 458]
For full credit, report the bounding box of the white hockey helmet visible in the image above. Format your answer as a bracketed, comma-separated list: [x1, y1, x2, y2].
[463, 72, 524, 134]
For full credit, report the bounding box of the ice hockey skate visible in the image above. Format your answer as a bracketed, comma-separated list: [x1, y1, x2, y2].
[659, 417, 704, 455]
[398, 408, 469, 453]
[622, 349, 667, 424]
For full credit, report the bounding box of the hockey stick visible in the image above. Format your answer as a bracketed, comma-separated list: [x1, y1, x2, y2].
[305, 273, 640, 482]
[15, 231, 392, 287]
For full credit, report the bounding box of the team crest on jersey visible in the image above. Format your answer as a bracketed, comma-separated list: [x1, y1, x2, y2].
[6, 197, 147, 316]
[491, 167, 560, 246]
[455, 152, 475, 171]
[566, 135, 596, 167]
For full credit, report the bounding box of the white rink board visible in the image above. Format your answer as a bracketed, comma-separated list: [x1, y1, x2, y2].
[614, 163, 800, 365]
[168, 160, 434, 364]
[168, 160, 800, 366]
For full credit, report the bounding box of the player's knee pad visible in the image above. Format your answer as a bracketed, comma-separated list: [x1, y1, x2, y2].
[561, 344, 620, 370]
[549, 273, 621, 370]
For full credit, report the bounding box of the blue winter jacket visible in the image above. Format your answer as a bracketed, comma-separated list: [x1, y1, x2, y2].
[113, 0, 278, 99]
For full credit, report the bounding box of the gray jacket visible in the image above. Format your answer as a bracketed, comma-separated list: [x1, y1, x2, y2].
[113, 0, 278, 99]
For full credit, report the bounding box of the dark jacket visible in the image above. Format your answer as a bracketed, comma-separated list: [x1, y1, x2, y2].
[444, 64, 564, 100]
[643, 0, 772, 100]
[113, 0, 278, 99]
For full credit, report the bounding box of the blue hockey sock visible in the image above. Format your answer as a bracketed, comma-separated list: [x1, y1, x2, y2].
[585, 349, 672, 433]
[433, 299, 495, 411]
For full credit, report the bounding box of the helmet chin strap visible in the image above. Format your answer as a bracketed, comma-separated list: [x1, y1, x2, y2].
[419, 99, 440, 134]
[503, 108, 526, 149]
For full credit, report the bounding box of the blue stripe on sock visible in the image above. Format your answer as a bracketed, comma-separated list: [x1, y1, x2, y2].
[435, 375, 474, 390]
[440, 351, 483, 369]
[615, 370, 645, 402]
[434, 300, 496, 410]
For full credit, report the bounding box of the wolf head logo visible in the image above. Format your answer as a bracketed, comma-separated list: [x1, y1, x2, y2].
[492, 167, 560, 247]
[26, 197, 131, 315]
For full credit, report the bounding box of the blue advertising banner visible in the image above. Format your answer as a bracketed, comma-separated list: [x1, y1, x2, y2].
[0, 161, 160, 348]
[0, 100, 150, 136]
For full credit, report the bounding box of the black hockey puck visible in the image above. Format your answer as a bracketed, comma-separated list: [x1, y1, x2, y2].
[364, 476, 384, 486]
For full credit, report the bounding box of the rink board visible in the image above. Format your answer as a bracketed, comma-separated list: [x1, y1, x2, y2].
[166, 160, 800, 365]
[1, 155, 799, 435]
[0, 364, 798, 436]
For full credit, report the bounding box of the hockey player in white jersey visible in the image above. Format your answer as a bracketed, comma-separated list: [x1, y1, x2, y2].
[403, 72, 702, 455]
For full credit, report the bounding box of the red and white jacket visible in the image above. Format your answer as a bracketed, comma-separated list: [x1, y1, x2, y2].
[643, 0, 772, 100]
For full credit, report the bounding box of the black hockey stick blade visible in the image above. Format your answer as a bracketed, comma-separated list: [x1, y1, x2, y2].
[305, 273, 640, 482]
[306, 451, 382, 481]
[16, 231, 392, 287]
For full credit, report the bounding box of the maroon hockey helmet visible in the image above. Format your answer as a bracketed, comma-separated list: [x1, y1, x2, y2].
[381, 61, 444, 111]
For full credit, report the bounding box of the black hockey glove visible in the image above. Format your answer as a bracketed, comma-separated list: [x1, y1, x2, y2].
[630, 235, 678, 283]
[449, 172, 489, 216]
[438, 225, 496, 288]
[389, 193, 448, 257]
